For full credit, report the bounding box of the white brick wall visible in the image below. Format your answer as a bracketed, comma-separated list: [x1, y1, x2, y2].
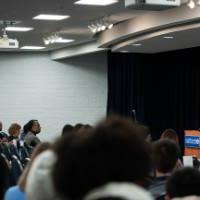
[0, 52, 107, 141]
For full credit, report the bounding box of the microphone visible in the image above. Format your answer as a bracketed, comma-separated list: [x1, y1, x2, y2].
[132, 109, 137, 121]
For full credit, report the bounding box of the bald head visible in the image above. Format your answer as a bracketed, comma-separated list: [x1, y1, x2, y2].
[0, 121, 2, 131]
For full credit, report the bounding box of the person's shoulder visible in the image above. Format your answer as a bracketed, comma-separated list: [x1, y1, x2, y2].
[24, 132, 36, 142]
[173, 197, 200, 200]
[4, 186, 25, 200]
[31, 150, 57, 170]
[26, 150, 58, 200]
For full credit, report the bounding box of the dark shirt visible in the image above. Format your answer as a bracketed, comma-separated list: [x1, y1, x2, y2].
[0, 131, 8, 140]
[8, 136, 18, 142]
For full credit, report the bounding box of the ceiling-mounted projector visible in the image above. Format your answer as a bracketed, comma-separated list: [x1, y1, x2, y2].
[0, 21, 19, 49]
[125, 0, 181, 10]
[0, 37, 19, 49]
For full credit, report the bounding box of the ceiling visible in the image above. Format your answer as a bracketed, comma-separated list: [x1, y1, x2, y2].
[0, 0, 152, 52]
[116, 27, 200, 53]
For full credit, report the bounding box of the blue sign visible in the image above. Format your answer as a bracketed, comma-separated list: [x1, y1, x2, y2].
[185, 136, 200, 148]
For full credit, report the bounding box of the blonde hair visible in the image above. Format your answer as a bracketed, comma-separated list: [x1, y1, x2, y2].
[8, 123, 21, 137]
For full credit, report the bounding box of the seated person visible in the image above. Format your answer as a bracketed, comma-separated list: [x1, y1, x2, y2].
[0, 121, 8, 140]
[61, 124, 74, 137]
[52, 116, 153, 200]
[160, 129, 179, 144]
[166, 167, 200, 200]
[23, 120, 41, 148]
[148, 139, 180, 200]
[8, 123, 21, 142]
[4, 142, 52, 200]
[0, 154, 9, 199]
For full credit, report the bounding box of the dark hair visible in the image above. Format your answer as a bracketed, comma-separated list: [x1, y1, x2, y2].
[23, 120, 39, 134]
[166, 167, 200, 198]
[0, 121, 2, 131]
[153, 139, 180, 173]
[133, 121, 151, 141]
[76, 124, 94, 135]
[160, 129, 179, 143]
[53, 116, 152, 200]
[74, 123, 84, 131]
[0, 155, 9, 199]
[61, 124, 74, 137]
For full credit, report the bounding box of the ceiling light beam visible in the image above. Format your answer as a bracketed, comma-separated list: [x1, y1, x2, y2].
[74, 0, 118, 6]
[33, 14, 70, 21]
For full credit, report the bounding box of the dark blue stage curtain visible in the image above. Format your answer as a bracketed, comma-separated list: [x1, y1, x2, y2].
[107, 48, 200, 149]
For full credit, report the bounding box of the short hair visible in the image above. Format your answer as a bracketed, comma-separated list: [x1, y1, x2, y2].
[166, 167, 200, 198]
[61, 124, 74, 137]
[133, 121, 151, 141]
[53, 116, 152, 200]
[152, 139, 180, 173]
[160, 129, 179, 143]
[8, 123, 21, 136]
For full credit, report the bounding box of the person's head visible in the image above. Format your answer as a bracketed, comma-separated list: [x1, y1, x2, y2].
[161, 129, 179, 144]
[53, 116, 152, 200]
[61, 124, 74, 137]
[18, 142, 52, 191]
[166, 167, 200, 200]
[23, 120, 41, 135]
[74, 123, 84, 131]
[152, 139, 180, 175]
[8, 123, 21, 137]
[0, 121, 2, 131]
[133, 121, 151, 142]
[0, 155, 9, 199]
[76, 124, 94, 135]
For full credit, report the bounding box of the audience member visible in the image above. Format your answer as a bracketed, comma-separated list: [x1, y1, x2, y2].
[83, 182, 153, 200]
[4, 142, 52, 200]
[23, 120, 41, 148]
[149, 139, 180, 200]
[0, 121, 3, 131]
[8, 123, 21, 142]
[134, 121, 152, 142]
[166, 167, 200, 200]
[74, 123, 84, 131]
[26, 125, 76, 200]
[52, 116, 152, 200]
[0, 121, 8, 140]
[61, 124, 74, 137]
[0, 154, 9, 200]
[160, 129, 179, 144]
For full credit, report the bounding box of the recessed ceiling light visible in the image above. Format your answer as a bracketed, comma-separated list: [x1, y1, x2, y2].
[54, 38, 75, 43]
[132, 43, 142, 46]
[6, 27, 33, 32]
[163, 36, 174, 39]
[21, 46, 46, 50]
[74, 0, 118, 6]
[33, 14, 70, 21]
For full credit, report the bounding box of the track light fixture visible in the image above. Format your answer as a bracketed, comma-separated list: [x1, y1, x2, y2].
[88, 18, 114, 34]
[43, 33, 74, 45]
[187, 0, 200, 8]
